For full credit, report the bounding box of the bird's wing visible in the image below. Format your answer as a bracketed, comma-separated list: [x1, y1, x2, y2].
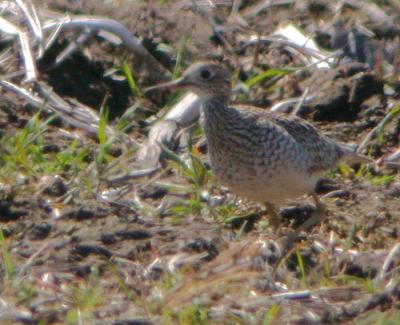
[239, 108, 342, 172]
[269, 114, 343, 171]
[267, 114, 329, 147]
[232, 104, 323, 145]
[231, 105, 369, 171]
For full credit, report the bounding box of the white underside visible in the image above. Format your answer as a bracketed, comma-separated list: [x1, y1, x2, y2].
[221, 171, 321, 204]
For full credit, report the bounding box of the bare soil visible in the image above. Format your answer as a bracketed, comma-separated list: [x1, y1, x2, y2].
[0, 1, 399, 324]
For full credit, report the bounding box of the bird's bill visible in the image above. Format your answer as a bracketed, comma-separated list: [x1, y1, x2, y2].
[145, 77, 187, 93]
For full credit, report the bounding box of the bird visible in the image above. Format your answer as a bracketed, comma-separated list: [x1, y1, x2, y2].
[146, 62, 371, 231]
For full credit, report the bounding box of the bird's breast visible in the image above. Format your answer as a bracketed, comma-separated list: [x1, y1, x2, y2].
[203, 120, 318, 202]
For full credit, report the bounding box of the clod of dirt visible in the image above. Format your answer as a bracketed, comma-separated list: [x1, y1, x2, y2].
[227, 212, 261, 232]
[70, 244, 113, 259]
[138, 185, 167, 200]
[42, 176, 68, 197]
[183, 237, 219, 260]
[115, 230, 153, 240]
[101, 233, 117, 245]
[259, 240, 282, 265]
[114, 319, 153, 325]
[0, 200, 28, 222]
[338, 252, 385, 278]
[286, 246, 318, 272]
[28, 222, 52, 240]
[302, 63, 384, 120]
[315, 178, 341, 194]
[280, 205, 315, 227]
[386, 183, 400, 198]
[62, 204, 108, 220]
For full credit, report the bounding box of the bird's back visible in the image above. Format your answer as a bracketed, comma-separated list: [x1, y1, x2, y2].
[202, 100, 347, 202]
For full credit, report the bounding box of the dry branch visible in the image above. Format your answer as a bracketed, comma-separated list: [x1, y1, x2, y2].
[42, 16, 168, 78]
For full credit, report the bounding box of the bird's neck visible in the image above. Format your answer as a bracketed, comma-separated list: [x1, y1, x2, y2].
[202, 95, 235, 131]
[202, 95, 230, 113]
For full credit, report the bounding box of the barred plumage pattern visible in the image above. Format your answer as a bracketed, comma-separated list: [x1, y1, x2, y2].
[203, 98, 345, 203]
[148, 61, 370, 207]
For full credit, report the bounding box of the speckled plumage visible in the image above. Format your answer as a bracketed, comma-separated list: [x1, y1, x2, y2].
[148, 62, 370, 227]
[203, 97, 344, 203]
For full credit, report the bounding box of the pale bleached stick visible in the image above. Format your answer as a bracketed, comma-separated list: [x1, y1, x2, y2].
[377, 243, 400, 283]
[137, 93, 202, 165]
[0, 16, 37, 82]
[15, 0, 44, 53]
[105, 167, 161, 185]
[0, 80, 106, 137]
[53, 28, 97, 67]
[43, 15, 69, 53]
[270, 95, 317, 113]
[43, 16, 168, 77]
[241, 0, 296, 18]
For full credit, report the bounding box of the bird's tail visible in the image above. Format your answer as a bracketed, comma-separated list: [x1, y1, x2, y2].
[338, 142, 372, 165]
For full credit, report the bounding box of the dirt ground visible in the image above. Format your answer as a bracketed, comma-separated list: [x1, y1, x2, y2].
[0, 0, 399, 324]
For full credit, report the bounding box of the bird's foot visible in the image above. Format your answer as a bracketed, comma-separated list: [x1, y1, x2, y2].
[281, 195, 326, 250]
[265, 202, 282, 234]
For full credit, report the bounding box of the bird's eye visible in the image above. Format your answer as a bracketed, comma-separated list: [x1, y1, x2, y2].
[200, 68, 213, 80]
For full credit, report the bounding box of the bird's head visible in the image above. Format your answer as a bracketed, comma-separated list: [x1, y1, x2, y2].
[146, 62, 231, 100]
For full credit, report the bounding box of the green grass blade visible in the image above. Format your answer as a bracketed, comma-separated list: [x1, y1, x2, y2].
[263, 304, 281, 325]
[98, 106, 109, 146]
[172, 35, 188, 80]
[245, 68, 293, 88]
[0, 229, 14, 279]
[121, 62, 141, 97]
[295, 248, 309, 288]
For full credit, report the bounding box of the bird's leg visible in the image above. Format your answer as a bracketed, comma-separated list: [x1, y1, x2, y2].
[265, 202, 281, 230]
[295, 193, 326, 233]
[281, 194, 326, 251]
[312, 193, 326, 216]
